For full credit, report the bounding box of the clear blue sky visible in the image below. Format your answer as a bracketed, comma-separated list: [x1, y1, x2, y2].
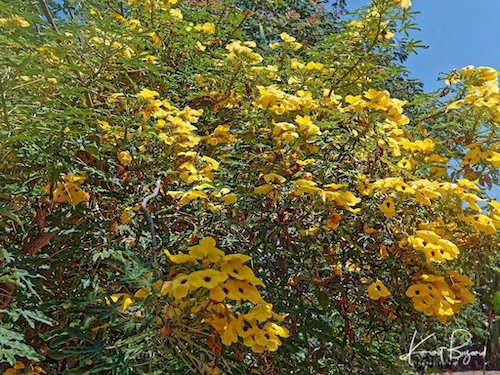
[346, 0, 500, 90]
[346, 0, 500, 200]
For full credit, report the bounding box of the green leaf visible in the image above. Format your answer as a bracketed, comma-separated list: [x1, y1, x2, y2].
[0, 204, 24, 231]
[0, 325, 43, 366]
[492, 291, 500, 313]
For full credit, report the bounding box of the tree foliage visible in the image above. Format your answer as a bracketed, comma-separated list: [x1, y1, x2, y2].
[0, 0, 498, 373]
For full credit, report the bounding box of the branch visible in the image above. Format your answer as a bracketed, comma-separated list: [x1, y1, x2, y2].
[37, 0, 94, 108]
[140, 179, 162, 263]
[328, 8, 384, 97]
[221, 0, 262, 46]
[38, 0, 58, 33]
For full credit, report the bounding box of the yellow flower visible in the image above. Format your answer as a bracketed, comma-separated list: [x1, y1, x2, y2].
[421, 244, 445, 263]
[325, 212, 342, 229]
[117, 151, 132, 166]
[179, 161, 200, 183]
[409, 231, 459, 263]
[163, 249, 197, 264]
[462, 147, 482, 165]
[279, 32, 296, 43]
[169, 189, 208, 205]
[324, 183, 347, 190]
[196, 41, 206, 51]
[188, 237, 225, 263]
[108, 293, 134, 312]
[194, 22, 215, 35]
[188, 269, 228, 289]
[415, 230, 440, 244]
[463, 214, 496, 234]
[364, 89, 391, 110]
[226, 40, 263, 64]
[437, 239, 460, 260]
[136, 88, 159, 101]
[222, 193, 237, 205]
[53, 182, 90, 206]
[394, 0, 411, 8]
[322, 190, 361, 211]
[412, 295, 437, 316]
[299, 226, 320, 237]
[295, 115, 321, 135]
[220, 258, 265, 287]
[426, 154, 449, 163]
[245, 303, 274, 322]
[263, 173, 286, 184]
[406, 283, 431, 298]
[397, 158, 413, 170]
[279, 32, 302, 49]
[265, 322, 289, 338]
[482, 150, 500, 167]
[461, 193, 483, 212]
[161, 274, 191, 299]
[217, 314, 241, 346]
[210, 279, 242, 302]
[120, 207, 133, 224]
[447, 270, 474, 286]
[415, 188, 441, 206]
[210, 279, 264, 304]
[63, 173, 86, 184]
[134, 287, 151, 299]
[254, 184, 275, 195]
[169, 8, 183, 20]
[367, 280, 391, 300]
[0, 15, 30, 28]
[149, 32, 161, 46]
[379, 197, 396, 218]
[218, 253, 252, 264]
[253, 327, 281, 351]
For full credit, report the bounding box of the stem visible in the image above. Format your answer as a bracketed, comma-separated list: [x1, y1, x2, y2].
[328, 7, 385, 97]
[38, 0, 59, 32]
[0, 85, 11, 130]
[38, 0, 94, 108]
[221, 0, 262, 46]
[140, 179, 162, 263]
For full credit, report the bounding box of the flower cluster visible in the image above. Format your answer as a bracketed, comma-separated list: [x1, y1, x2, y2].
[406, 272, 474, 323]
[462, 200, 500, 235]
[51, 174, 90, 206]
[344, 89, 409, 126]
[255, 85, 316, 115]
[3, 361, 46, 375]
[447, 65, 500, 122]
[269, 32, 303, 50]
[462, 144, 500, 168]
[160, 237, 288, 352]
[225, 40, 263, 65]
[407, 230, 460, 263]
[0, 15, 29, 28]
[136, 89, 203, 149]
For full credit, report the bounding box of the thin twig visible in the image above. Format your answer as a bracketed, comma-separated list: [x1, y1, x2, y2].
[328, 8, 384, 97]
[221, 0, 262, 46]
[38, 0, 58, 32]
[140, 179, 162, 263]
[0, 84, 11, 130]
[37, 0, 94, 108]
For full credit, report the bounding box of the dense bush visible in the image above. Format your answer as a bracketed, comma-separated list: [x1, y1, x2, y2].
[0, 0, 498, 373]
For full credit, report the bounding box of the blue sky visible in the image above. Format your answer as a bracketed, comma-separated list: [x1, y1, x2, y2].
[402, 0, 500, 91]
[346, 0, 500, 200]
[346, 0, 500, 90]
